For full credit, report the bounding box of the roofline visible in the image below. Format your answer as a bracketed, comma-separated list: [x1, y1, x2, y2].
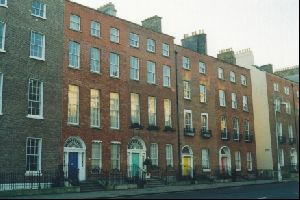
[265, 70, 299, 85]
[174, 44, 250, 71]
[66, 0, 175, 39]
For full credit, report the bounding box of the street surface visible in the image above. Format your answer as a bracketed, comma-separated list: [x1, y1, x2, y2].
[109, 181, 299, 199]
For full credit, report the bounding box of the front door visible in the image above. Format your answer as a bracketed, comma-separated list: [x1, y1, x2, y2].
[221, 157, 227, 174]
[69, 152, 78, 181]
[132, 153, 140, 177]
[183, 156, 190, 176]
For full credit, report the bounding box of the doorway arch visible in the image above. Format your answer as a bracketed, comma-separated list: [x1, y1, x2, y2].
[64, 137, 86, 181]
[219, 146, 231, 176]
[181, 145, 193, 177]
[127, 137, 146, 178]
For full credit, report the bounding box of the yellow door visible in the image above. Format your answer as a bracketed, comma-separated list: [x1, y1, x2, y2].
[183, 156, 190, 176]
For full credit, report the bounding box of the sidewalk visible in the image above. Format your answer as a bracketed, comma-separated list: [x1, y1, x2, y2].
[1, 180, 282, 199]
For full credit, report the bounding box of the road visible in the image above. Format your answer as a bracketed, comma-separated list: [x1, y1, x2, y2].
[110, 181, 299, 199]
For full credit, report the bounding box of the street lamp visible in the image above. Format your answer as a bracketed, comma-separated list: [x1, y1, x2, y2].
[273, 95, 284, 182]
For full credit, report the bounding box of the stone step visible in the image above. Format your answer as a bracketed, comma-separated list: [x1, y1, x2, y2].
[80, 181, 104, 192]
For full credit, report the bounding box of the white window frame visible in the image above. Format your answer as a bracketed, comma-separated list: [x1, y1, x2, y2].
[163, 65, 171, 88]
[147, 39, 155, 53]
[147, 61, 156, 84]
[218, 68, 224, 80]
[221, 116, 228, 135]
[91, 21, 101, 38]
[230, 71, 236, 83]
[183, 56, 190, 70]
[130, 56, 139, 81]
[184, 109, 193, 129]
[31, 2, 47, 19]
[202, 149, 210, 171]
[199, 62, 206, 74]
[70, 14, 80, 31]
[131, 93, 140, 124]
[91, 141, 102, 171]
[201, 113, 208, 132]
[244, 120, 250, 137]
[90, 47, 100, 73]
[200, 84, 207, 103]
[166, 144, 173, 167]
[284, 86, 290, 95]
[110, 27, 119, 43]
[27, 79, 43, 119]
[111, 143, 120, 170]
[90, 89, 101, 128]
[129, 33, 139, 48]
[148, 96, 157, 126]
[274, 98, 281, 112]
[184, 81, 191, 100]
[110, 53, 120, 78]
[247, 152, 253, 171]
[243, 96, 249, 111]
[285, 101, 291, 114]
[0, 21, 6, 52]
[150, 143, 158, 166]
[232, 93, 237, 109]
[110, 93, 120, 129]
[30, 31, 45, 61]
[0, 73, 3, 115]
[274, 83, 279, 92]
[241, 75, 247, 86]
[235, 151, 241, 171]
[69, 41, 80, 69]
[162, 43, 170, 57]
[0, 0, 7, 7]
[219, 90, 226, 107]
[26, 137, 42, 174]
[276, 122, 283, 137]
[233, 117, 240, 140]
[68, 85, 79, 125]
[164, 99, 172, 127]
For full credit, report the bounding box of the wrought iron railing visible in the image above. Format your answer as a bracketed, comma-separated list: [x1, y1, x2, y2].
[201, 128, 212, 139]
[278, 136, 286, 144]
[184, 128, 196, 136]
[288, 138, 296, 145]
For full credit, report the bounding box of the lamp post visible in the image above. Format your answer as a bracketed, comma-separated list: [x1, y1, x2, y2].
[273, 95, 283, 182]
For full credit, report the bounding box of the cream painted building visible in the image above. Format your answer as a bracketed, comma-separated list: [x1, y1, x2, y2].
[236, 49, 274, 172]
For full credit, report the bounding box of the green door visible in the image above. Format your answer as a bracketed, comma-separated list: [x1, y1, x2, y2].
[132, 153, 140, 177]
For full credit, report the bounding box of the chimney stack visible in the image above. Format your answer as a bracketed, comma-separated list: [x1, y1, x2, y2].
[142, 15, 162, 33]
[181, 30, 207, 55]
[98, 2, 117, 17]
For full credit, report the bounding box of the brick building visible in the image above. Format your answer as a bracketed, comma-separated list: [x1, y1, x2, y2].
[266, 73, 299, 179]
[175, 41, 256, 179]
[0, 0, 64, 173]
[62, 0, 178, 182]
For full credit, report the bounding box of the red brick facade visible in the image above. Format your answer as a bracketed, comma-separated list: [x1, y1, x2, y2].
[175, 45, 256, 178]
[62, 0, 178, 181]
[266, 73, 299, 176]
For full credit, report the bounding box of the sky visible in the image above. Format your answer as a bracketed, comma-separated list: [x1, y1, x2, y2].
[72, 0, 299, 71]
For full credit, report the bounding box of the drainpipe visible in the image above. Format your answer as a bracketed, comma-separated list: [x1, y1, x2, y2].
[175, 50, 182, 175]
[291, 83, 299, 156]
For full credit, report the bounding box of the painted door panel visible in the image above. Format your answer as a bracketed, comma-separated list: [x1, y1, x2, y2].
[68, 152, 79, 181]
[132, 153, 140, 177]
[183, 156, 190, 176]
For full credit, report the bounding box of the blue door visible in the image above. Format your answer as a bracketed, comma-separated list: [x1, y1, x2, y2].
[68, 152, 78, 183]
[132, 153, 140, 177]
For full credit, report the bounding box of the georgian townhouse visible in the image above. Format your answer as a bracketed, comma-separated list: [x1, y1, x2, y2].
[175, 43, 256, 180]
[0, 0, 64, 174]
[62, 0, 178, 182]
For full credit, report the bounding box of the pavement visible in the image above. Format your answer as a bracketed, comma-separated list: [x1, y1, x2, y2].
[1, 180, 283, 199]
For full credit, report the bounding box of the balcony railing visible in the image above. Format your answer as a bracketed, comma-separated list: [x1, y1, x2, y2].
[147, 125, 160, 131]
[201, 129, 212, 139]
[233, 131, 241, 141]
[129, 123, 144, 130]
[163, 126, 176, 132]
[221, 131, 230, 141]
[278, 136, 286, 144]
[288, 138, 296, 145]
[184, 128, 196, 137]
[245, 133, 254, 143]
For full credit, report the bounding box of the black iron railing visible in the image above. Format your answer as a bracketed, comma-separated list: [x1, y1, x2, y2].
[0, 165, 71, 192]
[129, 123, 144, 130]
[201, 129, 212, 139]
[184, 128, 196, 137]
[163, 126, 176, 132]
[278, 136, 286, 144]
